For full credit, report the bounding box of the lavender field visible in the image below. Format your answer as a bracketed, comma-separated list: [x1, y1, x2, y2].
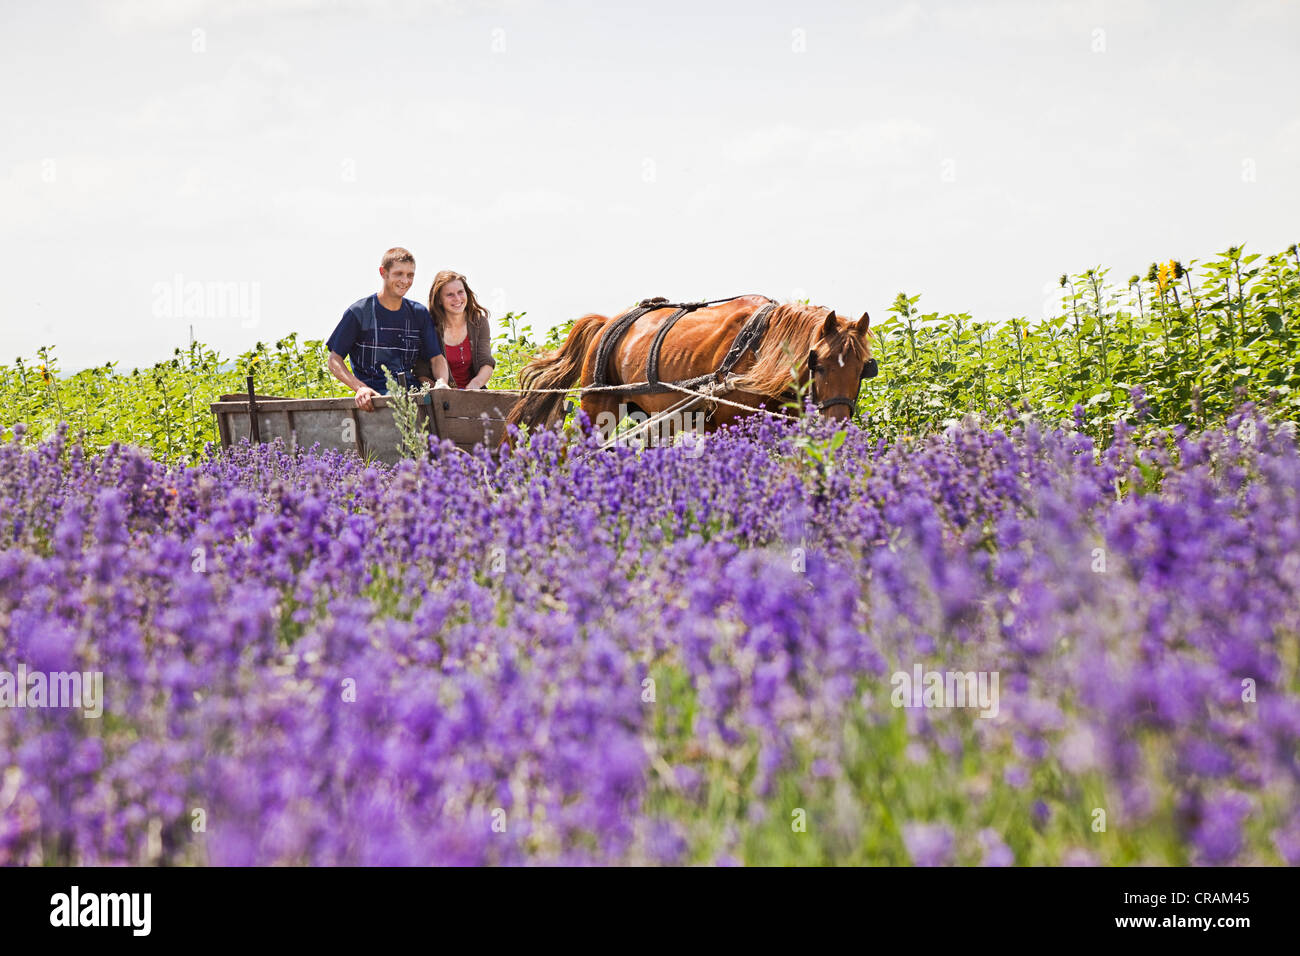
[1, 401, 1297, 866]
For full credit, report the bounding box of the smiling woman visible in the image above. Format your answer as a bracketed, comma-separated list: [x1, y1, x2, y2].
[419, 270, 495, 390]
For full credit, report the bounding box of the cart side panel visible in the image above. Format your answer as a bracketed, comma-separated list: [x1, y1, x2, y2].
[216, 410, 232, 449]
[219, 408, 256, 446]
[433, 391, 518, 450]
[258, 410, 294, 446]
[209, 393, 520, 460]
[356, 411, 404, 465]
[290, 408, 361, 456]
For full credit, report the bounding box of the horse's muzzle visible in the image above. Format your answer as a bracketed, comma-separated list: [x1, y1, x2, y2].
[862, 358, 878, 379]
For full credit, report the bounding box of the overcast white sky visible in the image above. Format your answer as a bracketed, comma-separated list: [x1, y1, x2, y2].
[2, 0, 1297, 371]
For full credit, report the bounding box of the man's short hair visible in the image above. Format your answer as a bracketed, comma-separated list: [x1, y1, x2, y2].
[381, 247, 415, 272]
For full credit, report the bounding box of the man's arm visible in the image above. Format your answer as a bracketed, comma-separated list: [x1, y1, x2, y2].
[326, 309, 380, 411]
[328, 351, 379, 411]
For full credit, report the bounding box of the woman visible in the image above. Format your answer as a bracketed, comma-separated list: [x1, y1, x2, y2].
[419, 270, 495, 389]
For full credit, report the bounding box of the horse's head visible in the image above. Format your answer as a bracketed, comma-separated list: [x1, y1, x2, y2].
[806, 309, 877, 420]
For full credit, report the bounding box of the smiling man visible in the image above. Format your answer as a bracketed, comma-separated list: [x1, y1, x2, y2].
[326, 247, 450, 411]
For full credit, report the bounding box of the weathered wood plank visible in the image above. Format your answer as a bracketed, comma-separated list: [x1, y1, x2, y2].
[212, 397, 387, 414]
[216, 410, 231, 448]
[259, 410, 293, 445]
[212, 391, 524, 414]
[350, 407, 366, 459]
[291, 410, 356, 454]
[438, 417, 510, 447]
[217, 393, 293, 403]
[429, 391, 515, 447]
[357, 410, 404, 464]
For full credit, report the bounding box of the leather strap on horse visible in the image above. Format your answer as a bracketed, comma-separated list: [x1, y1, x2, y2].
[592, 297, 668, 389]
[713, 303, 775, 382]
[593, 293, 777, 390]
[645, 305, 693, 386]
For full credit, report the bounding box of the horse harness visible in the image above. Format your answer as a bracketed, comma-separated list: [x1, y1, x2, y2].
[590, 293, 877, 415]
[590, 294, 779, 398]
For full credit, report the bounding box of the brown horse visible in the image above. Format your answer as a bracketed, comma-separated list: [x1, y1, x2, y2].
[505, 295, 876, 442]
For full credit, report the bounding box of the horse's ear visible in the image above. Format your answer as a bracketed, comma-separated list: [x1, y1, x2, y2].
[855, 311, 871, 334]
[822, 310, 838, 336]
[807, 349, 819, 372]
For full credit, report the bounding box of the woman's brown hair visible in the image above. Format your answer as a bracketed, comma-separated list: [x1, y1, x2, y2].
[427, 270, 490, 338]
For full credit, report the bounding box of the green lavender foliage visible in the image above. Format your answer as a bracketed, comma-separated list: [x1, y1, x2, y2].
[381, 366, 430, 461]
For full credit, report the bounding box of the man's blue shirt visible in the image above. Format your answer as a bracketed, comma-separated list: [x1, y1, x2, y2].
[327, 295, 442, 393]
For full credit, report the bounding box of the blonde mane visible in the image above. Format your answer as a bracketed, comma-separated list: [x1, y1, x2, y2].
[730, 303, 873, 397]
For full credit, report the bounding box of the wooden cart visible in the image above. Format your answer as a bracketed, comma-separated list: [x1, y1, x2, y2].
[210, 387, 526, 464]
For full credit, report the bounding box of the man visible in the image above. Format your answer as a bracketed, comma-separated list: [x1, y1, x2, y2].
[327, 247, 451, 411]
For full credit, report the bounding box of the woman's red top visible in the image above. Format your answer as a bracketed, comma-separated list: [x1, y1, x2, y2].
[445, 336, 473, 388]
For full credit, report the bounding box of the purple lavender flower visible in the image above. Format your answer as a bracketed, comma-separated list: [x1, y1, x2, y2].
[1192, 792, 1252, 864]
[0, 403, 1293, 865]
[1062, 847, 1098, 866]
[977, 828, 1014, 867]
[903, 823, 955, 866]
[1129, 385, 1152, 422]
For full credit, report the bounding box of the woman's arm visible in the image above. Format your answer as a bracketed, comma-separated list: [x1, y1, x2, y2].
[468, 318, 495, 388]
[429, 353, 451, 387]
